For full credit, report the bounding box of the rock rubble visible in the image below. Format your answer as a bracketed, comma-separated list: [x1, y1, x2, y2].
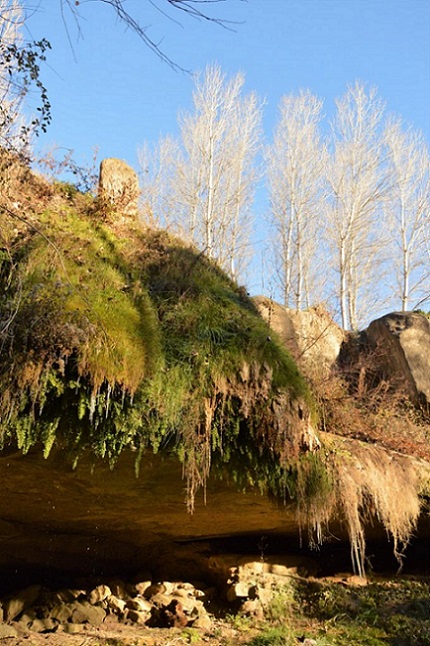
[0, 577, 212, 636]
[209, 554, 319, 618]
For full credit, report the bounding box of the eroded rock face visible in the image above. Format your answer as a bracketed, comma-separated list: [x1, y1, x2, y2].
[0, 447, 304, 591]
[254, 297, 345, 378]
[98, 157, 140, 216]
[366, 312, 430, 407]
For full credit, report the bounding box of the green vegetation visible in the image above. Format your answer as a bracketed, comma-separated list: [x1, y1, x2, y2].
[246, 627, 292, 646]
[299, 576, 430, 645]
[237, 576, 430, 646]
[0, 191, 311, 507]
[1, 176, 429, 570]
[414, 309, 430, 320]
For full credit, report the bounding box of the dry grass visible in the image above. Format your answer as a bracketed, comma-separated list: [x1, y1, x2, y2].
[310, 339, 430, 460]
[296, 435, 427, 576]
[293, 335, 430, 576]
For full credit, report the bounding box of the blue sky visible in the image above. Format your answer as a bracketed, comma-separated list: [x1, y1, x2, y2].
[24, 0, 430, 299]
[26, 0, 430, 163]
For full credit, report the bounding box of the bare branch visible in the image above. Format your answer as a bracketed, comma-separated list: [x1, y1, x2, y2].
[61, 0, 244, 71]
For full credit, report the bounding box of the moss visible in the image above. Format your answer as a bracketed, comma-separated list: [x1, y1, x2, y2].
[0, 202, 312, 504]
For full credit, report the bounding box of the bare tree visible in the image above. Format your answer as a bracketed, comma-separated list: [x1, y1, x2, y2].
[188, 65, 243, 259]
[212, 88, 262, 278]
[171, 115, 207, 243]
[325, 82, 388, 330]
[266, 90, 327, 310]
[181, 65, 261, 277]
[140, 64, 261, 279]
[384, 118, 430, 311]
[138, 135, 181, 230]
[0, 0, 51, 155]
[0, 0, 25, 149]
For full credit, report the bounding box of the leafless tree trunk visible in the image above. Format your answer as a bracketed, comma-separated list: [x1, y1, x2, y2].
[140, 64, 262, 280]
[138, 136, 181, 230]
[384, 118, 430, 311]
[266, 90, 327, 310]
[325, 82, 388, 329]
[178, 65, 261, 277]
[214, 90, 262, 279]
[0, 0, 26, 151]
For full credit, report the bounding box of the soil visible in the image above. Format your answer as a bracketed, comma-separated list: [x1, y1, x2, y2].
[3, 616, 246, 646]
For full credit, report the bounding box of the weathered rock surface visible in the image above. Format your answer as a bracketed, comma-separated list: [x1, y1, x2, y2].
[3, 585, 41, 622]
[207, 554, 321, 618]
[0, 447, 305, 591]
[254, 297, 345, 377]
[209, 553, 318, 605]
[98, 157, 140, 216]
[366, 311, 430, 407]
[0, 623, 18, 638]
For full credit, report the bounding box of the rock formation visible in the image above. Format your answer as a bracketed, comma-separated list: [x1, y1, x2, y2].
[98, 157, 140, 216]
[0, 576, 212, 637]
[2, 164, 430, 607]
[0, 448, 304, 592]
[254, 296, 345, 377]
[366, 311, 430, 408]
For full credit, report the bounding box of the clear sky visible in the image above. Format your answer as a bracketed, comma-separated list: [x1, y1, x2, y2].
[24, 0, 430, 298]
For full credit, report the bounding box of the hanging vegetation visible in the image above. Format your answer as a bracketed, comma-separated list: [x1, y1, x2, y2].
[1, 178, 430, 575]
[0, 191, 314, 509]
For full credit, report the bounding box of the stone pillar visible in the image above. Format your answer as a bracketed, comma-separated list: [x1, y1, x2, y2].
[98, 158, 140, 217]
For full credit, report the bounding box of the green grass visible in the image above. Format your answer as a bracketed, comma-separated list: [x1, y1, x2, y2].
[0, 197, 312, 505]
[236, 576, 430, 646]
[246, 627, 293, 646]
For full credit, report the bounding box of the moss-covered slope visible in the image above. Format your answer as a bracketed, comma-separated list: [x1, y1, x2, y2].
[0, 196, 313, 506]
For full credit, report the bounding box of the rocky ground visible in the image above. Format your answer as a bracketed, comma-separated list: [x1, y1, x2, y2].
[0, 620, 238, 646]
[0, 556, 305, 645]
[2, 554, 430, 646]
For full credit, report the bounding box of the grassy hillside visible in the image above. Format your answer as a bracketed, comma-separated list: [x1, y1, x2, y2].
[0, 182, 312, 508]
[1, 173, 429, 576]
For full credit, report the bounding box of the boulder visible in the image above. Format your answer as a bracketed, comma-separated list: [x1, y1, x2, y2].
[126, 608, 149, 624]
[98, 157, 140, 217]
[69, 600, 106, 625]
[50, 603, 74, 623]
[254, 297, 345, 378]
[28, 617, 57, 633]
[50, 589, 84, 604]
[191, 611, 212, 630]
[106, 594, 127, 615]
[144, 583, 167, 599]
[88, 584, 111, 605]
[3, 584, 41, 622]
[130, 580, 152, 597]
[366, 311, 430, 407]
[226, 582, 250, 602]
[0, 624, 18, 638]
[108, 579, 129, 600]
[125, 597, 152, 613]
[148, 598, 189, 628]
